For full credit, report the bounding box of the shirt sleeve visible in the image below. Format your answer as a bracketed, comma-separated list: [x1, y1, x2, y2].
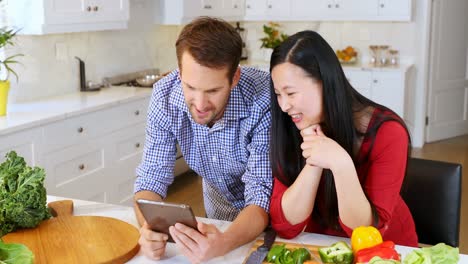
[241, 107, 274, 213]
[338, 121, 409, 236]
[270, 178, 310, 239]
[134, 92, 177, 198]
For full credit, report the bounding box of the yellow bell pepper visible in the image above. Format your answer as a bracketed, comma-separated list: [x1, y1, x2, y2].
[351, 226, 383, 252]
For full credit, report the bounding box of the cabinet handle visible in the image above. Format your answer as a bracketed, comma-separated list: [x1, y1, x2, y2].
[268, 4, 272, 8]
[87, 6, 92, 12]
[246, 4, 250, 8]
[93, 6, 98, 11]
[373, 79, 378, 83]
[335, 4, 339, 8]
[380, 3, 385, 8]
[77, 127, 84, 133]
[328, 4, 332, 8]
[134, 110, 140, 116]
[135, 143, 141, 148]
[204, 4, 212, 9]
[234, 4, 238, 8]
[79, 164, 85, 170]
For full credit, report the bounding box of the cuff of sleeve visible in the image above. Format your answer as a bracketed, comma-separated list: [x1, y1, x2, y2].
[134, 175, 169, 199]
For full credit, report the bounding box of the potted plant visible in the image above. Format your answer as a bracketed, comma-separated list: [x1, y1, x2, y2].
[260, 22, 288, 61]
[0, 27, 22, 116]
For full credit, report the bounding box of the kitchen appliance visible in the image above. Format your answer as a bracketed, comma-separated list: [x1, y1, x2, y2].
[103, 68, 161, 87]
[75, 56, 102, 92]
[2, 200, 139, 264]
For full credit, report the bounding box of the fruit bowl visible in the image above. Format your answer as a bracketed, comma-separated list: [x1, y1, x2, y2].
[338, 56, 357, 64]
[336, 46, 358, 65]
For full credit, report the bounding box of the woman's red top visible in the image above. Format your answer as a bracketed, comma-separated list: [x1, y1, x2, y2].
[269, 109, 418, 246]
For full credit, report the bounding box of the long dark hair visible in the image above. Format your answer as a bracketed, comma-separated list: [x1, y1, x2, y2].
[269, 30, 410, 230]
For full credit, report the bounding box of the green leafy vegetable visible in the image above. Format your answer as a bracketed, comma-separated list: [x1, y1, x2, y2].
[403, 243, 459, 264]
[0, 151, 51, 237]
[0, 239, 34, 264]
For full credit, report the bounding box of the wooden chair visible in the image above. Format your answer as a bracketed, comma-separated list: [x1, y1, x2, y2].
[401, 158, 462, 247]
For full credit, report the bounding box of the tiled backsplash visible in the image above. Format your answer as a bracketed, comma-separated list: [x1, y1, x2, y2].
[4, 0, 416, 103]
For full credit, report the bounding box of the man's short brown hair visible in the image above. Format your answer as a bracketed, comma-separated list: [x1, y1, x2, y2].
[176, 17, 242, 83]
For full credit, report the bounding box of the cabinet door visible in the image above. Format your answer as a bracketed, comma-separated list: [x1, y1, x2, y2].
[223, 0, 245, 18]
[377, 0, 411, 21]
[87, 0, 129, 23]
[198, 0, 223, 17]
[291, 0, 324, 19]
[344, 69, 372, 99]
[245, 0, 267, 18]
[336, 0, 377, 20]
[0, 128, 42, 166]
[44, 0, 89, 24]
[266, 0, 290, 18]
[371, 71, 405, 117]
[42, 138, 110, 203]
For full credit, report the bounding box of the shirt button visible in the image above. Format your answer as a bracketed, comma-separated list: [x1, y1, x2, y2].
[212, 156, 217, 162]
[218, 179, 223, 183]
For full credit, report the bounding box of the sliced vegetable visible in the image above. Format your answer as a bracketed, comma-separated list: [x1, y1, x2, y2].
[266, 245, 313, 264]
[351, 226, 383, 252]
[403, 243, 459, 264]
[291, 247, 311, 263]
[355, 241, 400, 263]
[318, 241, 353, 264]
[267, 244, 287, 263]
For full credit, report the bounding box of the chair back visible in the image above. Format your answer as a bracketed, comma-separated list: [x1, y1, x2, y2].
[401, 158, 462, 247]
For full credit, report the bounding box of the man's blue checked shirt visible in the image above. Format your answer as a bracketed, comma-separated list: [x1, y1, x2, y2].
[135, 67, 273, 214]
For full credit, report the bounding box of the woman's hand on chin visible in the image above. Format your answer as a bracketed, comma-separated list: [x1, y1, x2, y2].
[300, 124, 350, 170]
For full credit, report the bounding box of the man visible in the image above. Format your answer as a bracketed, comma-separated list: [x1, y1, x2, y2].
[134, 17, 272, 263]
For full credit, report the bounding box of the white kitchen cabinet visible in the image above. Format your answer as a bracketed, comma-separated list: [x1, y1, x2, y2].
[7, 0, 129, 35]
[156, 0, 244, 25]
[377, 0, 412, 21]
[41, 97, 150, 204]
[0, 128, 42, 166]
[290, 0, 409, 21]
[244, 0, 290, 21]
[344, 68, 409, 118]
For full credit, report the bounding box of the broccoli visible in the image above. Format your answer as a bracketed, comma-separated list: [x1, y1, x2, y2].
[0, 151, 51, 237]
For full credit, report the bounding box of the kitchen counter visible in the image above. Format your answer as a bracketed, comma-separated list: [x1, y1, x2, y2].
[47, 196, 468, 264]
[0, 86, 152, 136]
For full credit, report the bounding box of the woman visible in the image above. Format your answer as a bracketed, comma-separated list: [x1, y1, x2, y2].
[268, 30, 418, 246]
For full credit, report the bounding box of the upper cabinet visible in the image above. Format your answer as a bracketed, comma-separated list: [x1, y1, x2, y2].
[7, 0, 129, 35]
[156, 0, 412, 24]
[156, 0, 244, 25]
[244, 0, 290, 21]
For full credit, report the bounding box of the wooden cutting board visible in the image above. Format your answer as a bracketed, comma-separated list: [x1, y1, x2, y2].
[243, 239, 323, 264]
[2, 200, 140, 264]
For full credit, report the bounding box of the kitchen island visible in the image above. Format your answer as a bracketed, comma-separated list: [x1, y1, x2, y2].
[46, 196, 468, 263]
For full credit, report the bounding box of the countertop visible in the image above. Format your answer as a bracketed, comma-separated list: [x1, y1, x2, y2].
[46, 196, 468, 264]
[0, 86, 152, 136]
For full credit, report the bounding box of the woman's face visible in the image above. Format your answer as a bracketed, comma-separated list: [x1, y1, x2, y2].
[271, 62, 324, 130]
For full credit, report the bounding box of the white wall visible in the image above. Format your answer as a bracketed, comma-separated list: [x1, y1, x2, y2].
[4, 0, 429, 146]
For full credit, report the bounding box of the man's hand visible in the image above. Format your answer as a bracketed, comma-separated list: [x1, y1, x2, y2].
[169, 222, 227, 263]
[139, 222, 169, 260]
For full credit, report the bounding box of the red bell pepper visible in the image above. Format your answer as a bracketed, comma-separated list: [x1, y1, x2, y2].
[355, 241, 400, 263]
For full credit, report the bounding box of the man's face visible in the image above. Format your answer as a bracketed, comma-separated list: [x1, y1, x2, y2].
[180, 52, 239, 126]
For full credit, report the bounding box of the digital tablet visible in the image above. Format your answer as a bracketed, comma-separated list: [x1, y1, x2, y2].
[136, 199, 198, 243]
